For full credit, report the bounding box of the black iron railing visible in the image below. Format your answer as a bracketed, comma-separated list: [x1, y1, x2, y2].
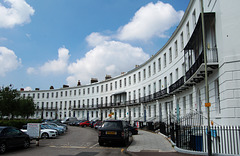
[186, 52, 204, 80]
[169, 76, 185, 93]
[186, 48, 218, 81]
[153, 112, 239, 155]
[174, 125, 240, 155]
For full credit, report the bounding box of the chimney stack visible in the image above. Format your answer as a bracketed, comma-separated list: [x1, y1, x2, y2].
[63, 85, 69, 88]
[77, 80, 81, 86]
[105, 75, 112, 80]
[91, 78, 98, 83]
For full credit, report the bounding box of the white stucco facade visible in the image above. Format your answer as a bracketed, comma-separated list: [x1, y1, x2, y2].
[21, 0, 240, 126]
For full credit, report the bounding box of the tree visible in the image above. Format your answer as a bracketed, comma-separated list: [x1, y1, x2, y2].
[0, 85, 19, 118]
[0, 85, 35, 119]
[18, 97, 36, 119]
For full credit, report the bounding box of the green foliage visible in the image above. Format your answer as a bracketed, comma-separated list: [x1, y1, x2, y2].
[0, 85, 19, 117]
[0, 85, 36, 119]
[18, 97, 36, 118]
[0, 119, 42, 129]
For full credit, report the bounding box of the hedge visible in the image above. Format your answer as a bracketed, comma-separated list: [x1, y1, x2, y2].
[0, 119, 42, 129]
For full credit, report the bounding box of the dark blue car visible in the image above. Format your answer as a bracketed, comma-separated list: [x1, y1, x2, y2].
[0, 126, 30, 154]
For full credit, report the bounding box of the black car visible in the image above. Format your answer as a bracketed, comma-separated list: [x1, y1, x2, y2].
[89, 121, 96, 128]
[127, 125, 138, 135]
[98, 120, 129, 146]
[0, 126, 30, 154]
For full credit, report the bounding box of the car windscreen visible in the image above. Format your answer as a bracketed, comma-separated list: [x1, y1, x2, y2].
[101, 121, 122, 130]
[0, 128, 4, 133]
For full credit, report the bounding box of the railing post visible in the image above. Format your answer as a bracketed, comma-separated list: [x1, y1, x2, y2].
[176, 123, 180, 147]
[170, 122, 175, 142]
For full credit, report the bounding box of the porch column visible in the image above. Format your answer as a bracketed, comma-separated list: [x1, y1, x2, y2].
[140, 103, 144, 122]
[156, 100, 160, 122]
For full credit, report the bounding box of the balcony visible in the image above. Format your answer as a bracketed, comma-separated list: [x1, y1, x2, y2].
[72, 107, 85, 110]
[153, 88, 168, 99]
[186, 52, 204, 81]
[185, 50, 218, 86]
[126, 99, 140, 106]
[169, 76, 185, 94]
[97, 103, 111, 108]
[184, 13, 218, 86]
[43, 107, 57, 111]
[111, 102, 126, 108]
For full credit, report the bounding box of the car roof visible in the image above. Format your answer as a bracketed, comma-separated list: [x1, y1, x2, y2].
[0, 126, 11, 129]
[104, 120, 123, 122]
[0, 126, 8, 128]
[103, 120, 125, 123]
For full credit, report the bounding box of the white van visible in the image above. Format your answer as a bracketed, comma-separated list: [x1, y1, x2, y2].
[61, 117, 78, 124]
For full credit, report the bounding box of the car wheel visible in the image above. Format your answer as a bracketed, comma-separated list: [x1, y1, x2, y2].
[41, 133, 49, 139]
[99, 141, 104, 146]
[123, 137, 129, 146]
[0, 143, 6, 154]
[23, 139, 30, 149]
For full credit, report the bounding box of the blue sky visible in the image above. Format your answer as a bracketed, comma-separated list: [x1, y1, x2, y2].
[0, 0, 189, 90]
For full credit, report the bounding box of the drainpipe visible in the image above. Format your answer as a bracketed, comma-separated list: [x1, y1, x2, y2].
[200, 0, 212, 155]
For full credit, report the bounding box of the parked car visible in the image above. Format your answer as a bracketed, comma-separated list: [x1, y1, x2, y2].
[61, 117, 78, 124]
[73, 120, 82, 126]
[127, 125, 138, 135]
[46, 122, 66, 132]
[79, 121, 90, 127]
[41, 124, 64, 135]
[21, 125, 57, 139]
[94, 121, 102, 130]
[89, 121, 96, 128]
[0, 126, 30, 154]
[98, 120, 129, 146]
[68, 121, 77, 126]
[50, 121, 68, 130]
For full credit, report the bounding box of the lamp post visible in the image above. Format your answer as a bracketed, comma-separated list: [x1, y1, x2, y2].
[200, 0, 212, 155]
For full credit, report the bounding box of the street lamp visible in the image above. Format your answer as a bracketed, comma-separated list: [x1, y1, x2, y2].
[200, 0, 212, 155]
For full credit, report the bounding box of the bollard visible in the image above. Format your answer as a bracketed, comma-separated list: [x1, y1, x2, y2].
[36, 137, 39, 146]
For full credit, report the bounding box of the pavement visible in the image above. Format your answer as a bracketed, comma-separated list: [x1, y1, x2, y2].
[127, 130, 201, 156]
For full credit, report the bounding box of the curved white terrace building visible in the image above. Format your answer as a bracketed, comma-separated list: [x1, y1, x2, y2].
[21, 0, 240, 126]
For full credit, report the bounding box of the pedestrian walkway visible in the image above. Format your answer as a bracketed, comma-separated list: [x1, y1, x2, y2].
[127, 130, 202, 156]
[127, 130, 175, 153]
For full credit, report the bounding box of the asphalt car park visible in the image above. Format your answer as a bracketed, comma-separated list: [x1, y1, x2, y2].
[1, 125, 132, 156]
[0, 119, 138, 155]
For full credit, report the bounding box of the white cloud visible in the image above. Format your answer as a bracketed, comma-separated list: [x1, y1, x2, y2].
[117, 1, 184, 41]
[67, 38, 149, 86]
[0, 46, 21, 76]
[28, 47, 70, 75]
[39, 47, 70, 75]
[26, 67, 35, 74]
[86, 32, 110, 47]
[0, 0, 35, 28]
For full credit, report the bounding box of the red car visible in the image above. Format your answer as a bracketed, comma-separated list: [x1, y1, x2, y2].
[79, 121, 90, 127]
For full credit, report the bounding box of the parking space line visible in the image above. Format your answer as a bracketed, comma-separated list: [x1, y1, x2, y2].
[89, 143, 99, 149]
[50, 144, 125, 150]
[49, 145, 87, 149]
